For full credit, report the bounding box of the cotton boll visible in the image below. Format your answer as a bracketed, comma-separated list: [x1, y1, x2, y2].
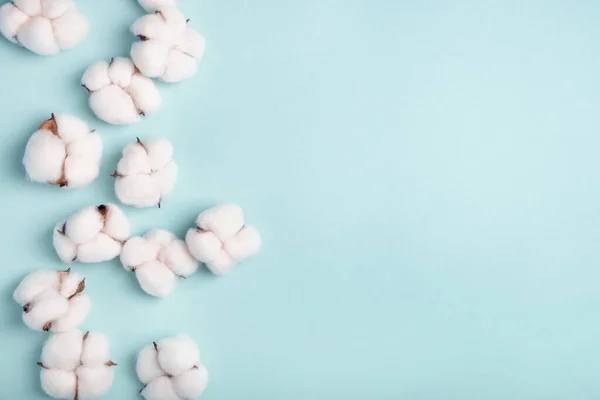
[77, 233, 123, 263]
[137, 0, 179, 12]
[130, 7, 205, 83]
[197, 203, 245, 240]
[121, 236, 160, 270]
[137, 344, 164, 384]
[204, 250, 237, 276]
[157, 335, 200, 376]
[64, 205, 103, 244]
[185, 229, 222, 264]
[82, 58, 161, 125]
[141, 376, 183, 400]
[53, 223, 77, 263]
[136, 260, 177, 298]
[173, 366, 209, 399]
[41, 330, 83, 371]
[81, 332, 110, 365]
[145, 229, 176, 247]
[77, 365, 115, 399]
[13, 269, 59, 305]
[0, 0, 88, 55]
[113, 137, 177, 208]
[103, 203, 132, 242]
[159, 240, 198, 277]
[23, 290, 69, 331]
[224, 225, 262, 262]
[23, 130, 65, 184]
[51, 293, 91, 332]
[40, 369, 77, 399]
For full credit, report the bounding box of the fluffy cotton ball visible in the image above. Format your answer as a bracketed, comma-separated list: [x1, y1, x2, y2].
[38, 330, 116, 399]
[137, 0, 179, 12]
[81, 57, 161, 125]
[131, 7, 205, 83]
[112, 137, 178, 208]
[53, 204, 131, 263]
[23, 113, 102, 188]
[0, 0, 88, 55]
[185, 204, 261, 275]
[121, 229, 197, 297]
[13, 269, 90, 332]
[137, 335, 209, 400]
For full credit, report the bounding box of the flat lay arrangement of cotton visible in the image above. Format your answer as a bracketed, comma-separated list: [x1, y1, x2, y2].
[186, 204, 262, 275]
[121, 229, 198, 297]
[23, 113, 102, 188]
[53, 204, 131, 264]
[38, 330, 116, 399]
[82, 57, 162, 125]
[113, 137, 178, 208]
[13, 269, 90, 332]
[131, 6, 205, 83]
[0, 0, 89, 55]
[137, 335, 209, 400]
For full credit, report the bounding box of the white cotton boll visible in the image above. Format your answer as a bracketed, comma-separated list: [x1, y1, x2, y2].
[197, 203, 245, 240]
[185, 229, 222, 264]
[53, 223, 77, 263]
[204, 250, 237, 276]
[55, 113, 89, 143]
[23, 130, 66, 184]
[157, 335, 200, 377]
[77, 366, 115, 399]
[77, 233, 123, 263]
[81, 332, 111, 365]
[0, 0, 88, 55]
[23, 290, 69, 331]
[130, 6, 205, 83]
[121, 236, 160, 270]
[64, 206, 103, 244]
[13, 269, 58, 305]
[51, 293, 91, 332]
[224, 225, 262, 261]
[113, 138, 177, 208]
[173, 366, 209, 399]
[141, 376, 183, 400]
[145, 229, 176, 246]
[103, 204, 131, 242]
[137, 344, 164, 384]
[40, 369, 77, 399]
[82, 58, 161, 125]
[137, 0, 179, 12]
[160, 240, 198, 277]
[41, 330, 83, 371]
[136, 260, 177, 298]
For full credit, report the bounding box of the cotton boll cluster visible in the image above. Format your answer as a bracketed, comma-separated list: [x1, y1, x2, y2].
[38, 330, 116, 399]
[53, 204, 130, 263]
[186, 204, 261, 275]
[121, 229, 197, 297]
[13, 269, 90, 332]
[112, 137, 178, 208]
[0, 0, 88, 55]
[23, 113, 102, 188]
[82, 57, 161, 125]
[138, 0, 179, 12]
[131, 7, 205, 83]
[137, 335, 209, 400]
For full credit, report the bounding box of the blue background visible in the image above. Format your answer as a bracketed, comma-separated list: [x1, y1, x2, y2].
[0, 0, 599, 398]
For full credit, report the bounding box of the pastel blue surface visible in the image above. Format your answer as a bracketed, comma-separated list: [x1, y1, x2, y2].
[0, 0, 599, 398]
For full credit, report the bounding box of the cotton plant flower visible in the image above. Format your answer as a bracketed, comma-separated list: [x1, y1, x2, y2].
[112, 137, 178, 208]
[131, 7, 205, 83]
[185, 204, 261, 275]
[13, 269, 90, 332]
[121, 229, 198, 297]
[53, 204, 131, 264]
[137, 0, 179, 12]
[23, 113, 102, 188]
[37, 330, 117, 399]
[81, 57, 161, 125]
[137, 335, 209, 400]
[0, 0, 88, 55]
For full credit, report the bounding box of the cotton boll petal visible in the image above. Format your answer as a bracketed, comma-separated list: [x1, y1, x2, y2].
[63, 155, 100, 188]
[136, 260, 177, 298]
[137, 0, 179, 12]
[76, 366, 115, 399]
[131, 40, 170, 79]
[41, 330, 83, 371]
[13, 270, 58, 305]
[141, 376, 183, 400]
[163, 50, 197, 83]
[159, 7, 188, 35]
[23, 291, 69, 331]
[185, 229, 222, 264]
[144, 229, 175, 247]
[115, 175, 161, 208]
[51, 293, 91, 332]
[64, 206, 103, 245]
[89, 85, 140, 125]
[128, 73, 162, 114]
[81, 332, 110, 366]
[103, 204, 131, 242]
[23, 130, 66, 184]
[145, 137, 173, 171]
[117, 144, 151, 176]
[17, 16, 59, 55]
[206, 250, 237, 276]
[77, 233, 122, 263]
[81, 61, 111, 92]
[131, 13, 168, 39]
[51, 8, 89, 50]
[160, 240, 198, 277]
[42, 0, 73, 19]
[173, 365, 209, 399]
[176, 28, 206, 60]
[108, 57, 135, 88]
[157, 335, 200, 376]
[121, 236, 160, 270]
[224, 225, 262, 262]
[54, 113, 89, 143]
[0, 3, 29, 44]
[152, 161, 177, 198]
[66, 130, 102, 162]
[13, 0, 42, 16]
[53, 224, 77, 263]
[197, 204, 245, 240]
[40, 369, 77, 400]
[136, 344, 164, 384]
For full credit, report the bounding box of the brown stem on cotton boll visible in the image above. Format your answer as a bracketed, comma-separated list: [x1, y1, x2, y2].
[137, 35, 149, 41]
[39, 114, 58, 136]
[68, 279, 86, 300]
[153, 342, 158, 351]
[83, 331, 90, 341]
[138, 109, 146, 116]
[81, 84, 91, 93]
[106, 361, 117, 366]
[23, 303, 31, 313]
[57, 223, 67, 236]
[110, 171, 123, 178]
[97, 205, 108, 216]
[136, 137, 149, 153]
[50, 176, 68, 188]
[186, 19, 190, 23]
[42, 322, 52, 331]
[37, 362, 48, 369]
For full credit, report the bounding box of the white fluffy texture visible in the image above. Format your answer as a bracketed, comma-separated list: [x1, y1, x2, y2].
[53, 204, 131, 264]
[185, 204, 261, 275]
[121, 229, 197, 297]
[13, 269, 90, 332]
[137, 335, 209, 400]
[39, 330, 116, 399]
[131, 7, 205, 83]
[113, 137, 178, 208]
[81, 57, 161, 125]
[23, 113, 102, 188]
[137, 0, 178, 12]
[0, 0, 88, 55]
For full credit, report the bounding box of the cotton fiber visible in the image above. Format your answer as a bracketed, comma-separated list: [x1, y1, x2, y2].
[185, 204, 261, 275]
[121, 229, 197, 297]
[38, 330, 116, 399]
[0, 0, 88, 55]
[131, 7, 205, 82]
[112, 137, 177, 208]
[137, 0, 179, 12]
[137, 334, 208, 399]
[23, 113, 102, 188]
[13, 269, 90, 332]
[53, 204, 131, 263]
[81, 57, 161, 125]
